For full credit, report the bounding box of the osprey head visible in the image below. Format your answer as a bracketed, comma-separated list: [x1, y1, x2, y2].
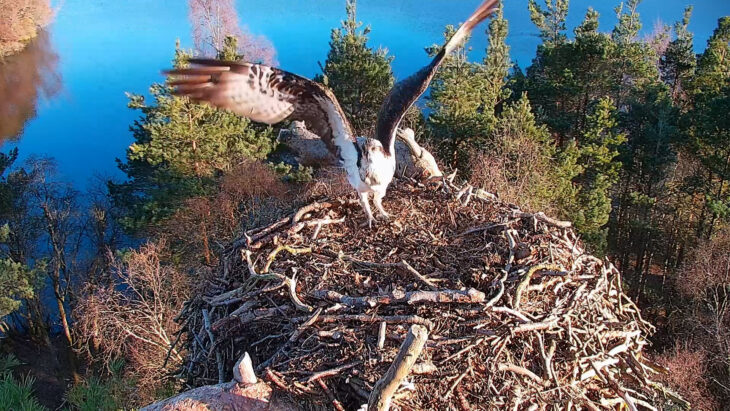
[361, 138, 387, 160]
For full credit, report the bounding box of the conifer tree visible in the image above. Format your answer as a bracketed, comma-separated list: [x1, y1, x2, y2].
[426, 4, 510, 171]
[315, 0, 395, 137]
[527, 0, 568, 46]
[111, 40, 275, 231]
[573, 98, 626, 250]
[686, 17, 730, 240]
[661, 6, 695, 104]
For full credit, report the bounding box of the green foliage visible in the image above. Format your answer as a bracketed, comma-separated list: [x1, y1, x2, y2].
[661, 6, 695, 103]
[426, 4, 511, 172]
[572, 98, 626, 250]
[0, 354, 45, 411]
[111, 45, 276, 232]
[315, 0, 395, 137]
[65, 359, 127, 411]
[482, 93, 580, 214]
[527, 0, 569, 46]
[269, 162, 314, 183]
[0, 257, 35, 318]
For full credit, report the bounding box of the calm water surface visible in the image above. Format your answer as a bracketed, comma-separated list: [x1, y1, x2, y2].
[2, 0, 730, 188]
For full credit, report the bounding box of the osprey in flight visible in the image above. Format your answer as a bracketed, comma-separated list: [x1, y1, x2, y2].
[166, 0, 499, 227]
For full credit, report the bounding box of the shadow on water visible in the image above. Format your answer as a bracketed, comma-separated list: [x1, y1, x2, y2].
[0, 31, 62, 144]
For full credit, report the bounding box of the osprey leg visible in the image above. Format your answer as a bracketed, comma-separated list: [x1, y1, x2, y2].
[373, 190, 390, 220]
[358, 192, 375, 228]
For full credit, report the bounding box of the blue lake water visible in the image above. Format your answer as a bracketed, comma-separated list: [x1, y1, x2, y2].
[2, 0, 730, 189]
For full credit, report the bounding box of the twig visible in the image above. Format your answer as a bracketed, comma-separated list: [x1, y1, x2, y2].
[511, 210, 572, 229]
[317, 379, 346, 411]
[201, 309, 224, 384]
[304, 361, 361, 383]
[514, 264, 563, 310]
[292, 314, 434, 330]
[498, 363, 544, 385]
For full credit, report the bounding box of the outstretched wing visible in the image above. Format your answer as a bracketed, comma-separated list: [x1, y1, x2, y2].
[165, 59, 358, 165]
[374, 0, 500, 153]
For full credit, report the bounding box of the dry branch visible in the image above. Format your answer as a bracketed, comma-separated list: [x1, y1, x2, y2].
[367, 324, 428, 411]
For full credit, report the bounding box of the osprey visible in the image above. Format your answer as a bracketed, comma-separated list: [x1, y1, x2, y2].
[166, 0, 499, 227]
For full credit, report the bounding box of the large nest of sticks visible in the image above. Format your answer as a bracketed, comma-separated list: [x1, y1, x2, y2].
[177, 178, 685, 410]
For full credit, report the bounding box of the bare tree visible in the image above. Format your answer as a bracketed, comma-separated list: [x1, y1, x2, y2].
[677, 227, 730, 401]
[75, 241, 190, 404]
[188, 0, 276, 64]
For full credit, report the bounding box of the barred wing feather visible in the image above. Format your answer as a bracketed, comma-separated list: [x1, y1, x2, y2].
[165, 59, 356, 164]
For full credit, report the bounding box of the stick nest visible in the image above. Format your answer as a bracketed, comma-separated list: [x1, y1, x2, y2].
[176, 178, 685, 410]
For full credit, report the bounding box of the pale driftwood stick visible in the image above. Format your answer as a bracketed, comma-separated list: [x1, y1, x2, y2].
[512, 318, 559, 334]
[292, 314, 434, 330]
[233, 352, 257, 385]
[505, 229, 517, 273]
[312, 288, 485, 307]
[292, 201, 335, 224]
[201, 308, 224, 384]
[378, 321, 386, 350]
[367, 324, 428, 411]
[290, 216, 346, 236]
[511, 210, 572, 229]
[491, 306, 531, 323]
[411, 361, 438, 375]
[304, 361, 361, 384]
[498, 363, 544, 385]
[485, 271, 508, 308]
[474, 188, 498, 201]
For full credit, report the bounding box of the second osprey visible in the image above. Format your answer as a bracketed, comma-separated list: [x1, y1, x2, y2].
[166, 0, 500, 227]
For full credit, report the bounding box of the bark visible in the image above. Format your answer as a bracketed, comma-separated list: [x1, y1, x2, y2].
[367, 324, 428, 411]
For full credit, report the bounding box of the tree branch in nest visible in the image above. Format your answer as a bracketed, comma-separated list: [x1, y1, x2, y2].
[312, 288, 485, 307]
[368, 324, 428, 411]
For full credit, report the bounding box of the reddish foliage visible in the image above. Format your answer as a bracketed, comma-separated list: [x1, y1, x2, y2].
[655, 344, 718, 410]
[74, 241, 190, 404]
[188, 0, 276, 65]
[163, 161, 292, 268]
[0, 31, 61, 143]
[0, 0, 53, 55]
[673, 228, 730, 407]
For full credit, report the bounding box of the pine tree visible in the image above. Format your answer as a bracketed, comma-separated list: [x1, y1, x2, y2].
[661, 6, 695, 104]
[470, 93, 579, 215]
[426, 4, 510, 171]
[686, 17, 730, 240]
[315, 0, 395, 137]
[526, 7, 616, 144]
[0, 151, 36, 329]
[527, 0, 569, 46]
[573, 98, 626, 250]
[111, 41, 276, 231]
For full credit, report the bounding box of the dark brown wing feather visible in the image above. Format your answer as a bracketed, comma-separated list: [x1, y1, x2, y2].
[374, 0, 500, 153]
[164, 59, 356, 160]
